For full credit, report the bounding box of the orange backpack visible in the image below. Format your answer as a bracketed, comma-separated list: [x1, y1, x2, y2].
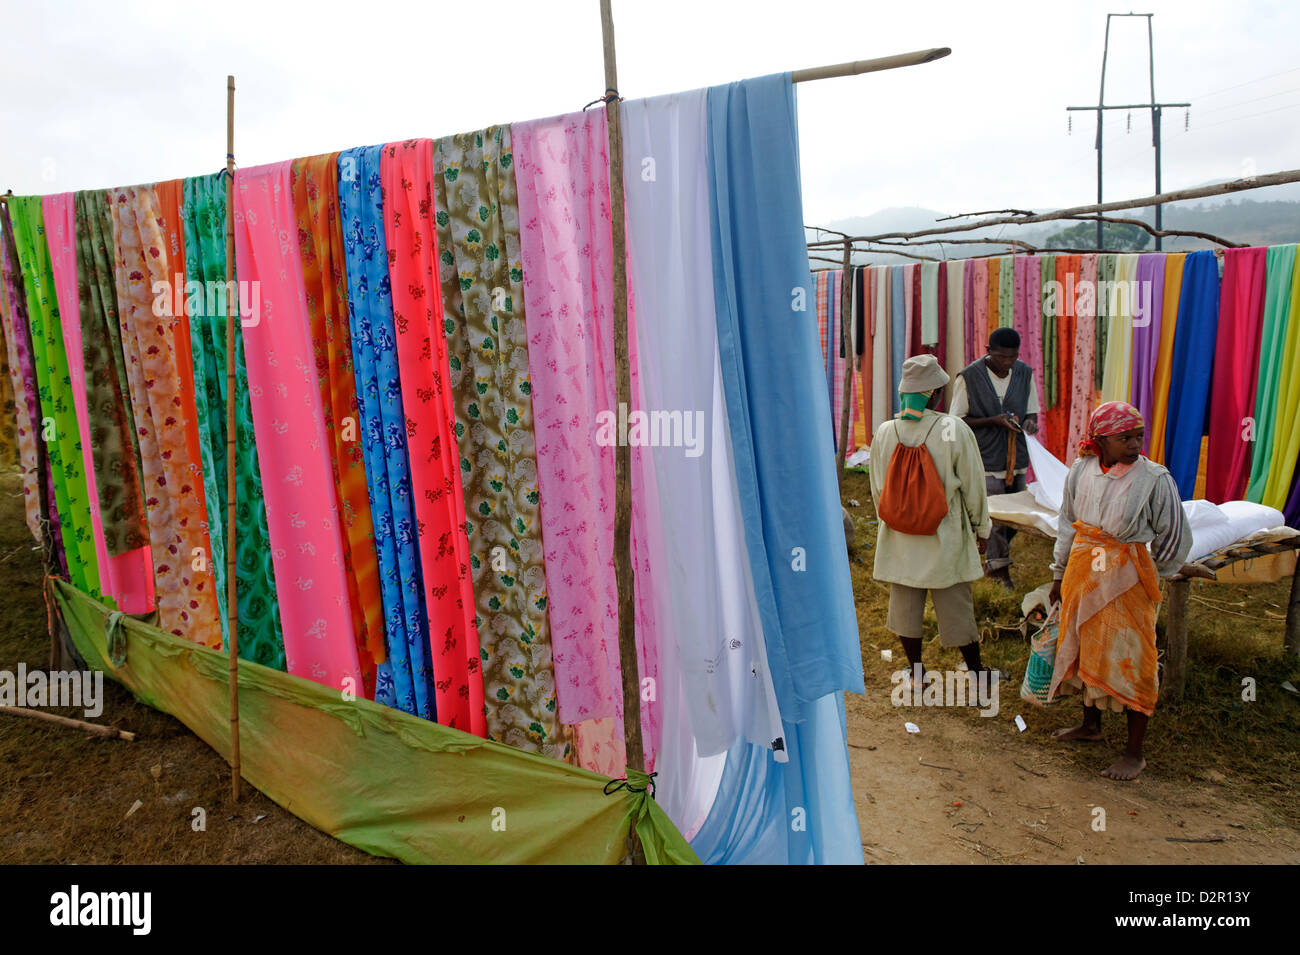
[877, 416, 949, 536]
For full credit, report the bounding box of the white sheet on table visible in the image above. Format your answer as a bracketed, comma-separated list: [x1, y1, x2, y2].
[1026, 435, 1067, 512]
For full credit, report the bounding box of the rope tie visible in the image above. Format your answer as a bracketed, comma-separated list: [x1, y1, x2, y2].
[583, 88, 622, 111]
[603, 767, 656, 799]
[106, 610, 128, 666]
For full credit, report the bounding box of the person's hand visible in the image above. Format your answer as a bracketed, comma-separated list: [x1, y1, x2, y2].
[1000, 413, 1021, 432]
[1022, 415, 1039, 436]
[1048, 579, 1062, 607]
[977, 535, 988, 555]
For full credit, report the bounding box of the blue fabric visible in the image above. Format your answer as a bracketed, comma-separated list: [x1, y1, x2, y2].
[1164, 250, 1221, 498]
[891, 266, 905, 416]
[691, 692, 862, 865]
[337, 146, 436, 721]
[700, 71, 863, 865]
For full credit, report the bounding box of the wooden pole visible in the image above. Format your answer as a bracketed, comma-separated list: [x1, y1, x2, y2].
[224, 74, 241, 802]
[1285, 549, 1300, 659]
[0, 705, 136, 741]
[791, 47, 950, 83]
[598, 0, 646, 866]
[835, 239, 853, 484]
[1162, 578, 1189, 702]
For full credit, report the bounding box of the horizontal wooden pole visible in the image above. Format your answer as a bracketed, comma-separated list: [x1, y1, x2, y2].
[792, 47, 950, 83]
[0, 704, 135, 740]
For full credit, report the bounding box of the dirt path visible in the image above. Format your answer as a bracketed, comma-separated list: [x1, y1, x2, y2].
[845, 688, 1300, 864]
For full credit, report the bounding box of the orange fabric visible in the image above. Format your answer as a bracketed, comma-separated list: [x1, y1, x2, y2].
[290, 154, 386, 697]
[152, 179, 209, 542]
[1148, 253, 1186, 464]
[1046, 256, 1080, 461]
[856, 269, 872, 448]
[1051, 521, 1162, 716]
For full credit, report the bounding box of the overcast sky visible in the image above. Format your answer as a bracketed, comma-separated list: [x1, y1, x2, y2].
[2, 0, 1297, 226]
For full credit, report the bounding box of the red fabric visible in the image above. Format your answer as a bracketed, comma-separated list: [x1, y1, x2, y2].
[1045, 256, 1078, 460]
[934, 262, 948, 409]
[380, 139, 487, 737]
[1206, 247, 1269, 502]
[910, 260, 923, 357]
[1079, 400, 1145, 459]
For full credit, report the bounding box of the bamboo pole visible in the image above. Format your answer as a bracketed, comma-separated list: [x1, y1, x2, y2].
[0, 705, 136, 741]
[792, 47, 951, 83]
[224, 74, 241, 803]
[598, 0, 646, 866]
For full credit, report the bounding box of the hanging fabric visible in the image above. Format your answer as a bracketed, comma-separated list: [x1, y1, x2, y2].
[920, 261, 940, 348]
[290, 153, 386, 700]
[1095, 253, 1115, 393]
[871, 264, 891, 433]
[0, 209, 44, 542]
[997, 254, 1014, 330]
[379, 139, 486, 736]
[233, 162, 362, 690]
[8, 196, 101, 596]
[1206, 247, 1267, 502]
[429, 127, 568, 755]
[945, 255, 965, 390]
[1067, 254, 1098, 457]
[853, 267, 871, 446]
[1148, 252, 1185, 465]
[181, 172, 286, 668]
[513, 107, 661, 764]
[336, 145, 435, 716]
[1130, 252, 1166, 455]
[1163, 250, 1221, 498]
[1259, 249, 1300, 508]
[1101, 253, 1139, 403]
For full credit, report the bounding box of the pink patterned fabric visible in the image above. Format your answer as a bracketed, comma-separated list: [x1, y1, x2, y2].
[902, 264, 915, 356]
[44, 193, 152, 613]
[380, 139, 486, 737]
[1068, 255, 1099, 457]
[513, 110, 660, 762]
[971, 257, 988, 355]
[1023, 256, 1043, 403]
[233, 162, 362, 692]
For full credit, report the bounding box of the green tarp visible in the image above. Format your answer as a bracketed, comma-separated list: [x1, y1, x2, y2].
[52, 578, 698, 865]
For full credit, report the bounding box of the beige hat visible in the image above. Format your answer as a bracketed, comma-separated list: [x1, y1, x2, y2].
[897, 353, 950, 393]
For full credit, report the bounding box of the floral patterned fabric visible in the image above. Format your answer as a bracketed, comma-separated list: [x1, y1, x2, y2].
[8, 196, 100, 597]
[432, 126, 569, 757]
[182, 172, 286, 668]
[292, 153, 385, 699]
[233, 162, 363, 692]
[381, 139, 486, 737]
[337, 144, 437, 719]
[109, 185, 221, 645]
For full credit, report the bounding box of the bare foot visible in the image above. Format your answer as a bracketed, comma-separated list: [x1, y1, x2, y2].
[1052, 724, 1104, 742]
[1101, 755, 1146, 780]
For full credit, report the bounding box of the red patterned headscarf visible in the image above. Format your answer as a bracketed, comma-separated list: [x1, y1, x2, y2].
[1079, 400, 1144, 458]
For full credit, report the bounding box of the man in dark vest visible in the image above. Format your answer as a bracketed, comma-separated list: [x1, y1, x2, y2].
[949, 328, 1041, 589]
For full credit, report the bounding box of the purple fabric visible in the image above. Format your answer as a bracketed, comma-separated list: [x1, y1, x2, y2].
[1130, 253, 1166, 453]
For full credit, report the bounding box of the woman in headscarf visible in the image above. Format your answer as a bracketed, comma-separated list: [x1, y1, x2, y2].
[1046, 400, 1192, 780]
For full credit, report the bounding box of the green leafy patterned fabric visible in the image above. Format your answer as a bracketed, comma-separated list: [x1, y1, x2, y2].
[433, 127, 570, 760]
[182, 173, 285, 669]
[8, 196, 101, 598]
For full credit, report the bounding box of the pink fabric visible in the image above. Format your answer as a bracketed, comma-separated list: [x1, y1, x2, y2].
[1012, 255, 1029, 342]
[971, 258, 988, 356]
[1024, 257, 1042, 403]
[1068, 255, 1099, 457]
[233, 162, 362, 692]
[1206, 247, 1269, 502]
[963, 259, 976, 366]
[514, 110, 660, 762]
[902, 264, 915, 356]
[380, 139, 486, 737]
[43, 193, 153, 613]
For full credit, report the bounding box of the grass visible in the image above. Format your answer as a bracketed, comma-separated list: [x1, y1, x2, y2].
[842, 468, 1300, 827]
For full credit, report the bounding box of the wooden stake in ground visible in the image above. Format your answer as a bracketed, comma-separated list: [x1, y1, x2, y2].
[599, 0, 646, 866]
[224, 74, 241, 802]
[0, 705, 135, 741]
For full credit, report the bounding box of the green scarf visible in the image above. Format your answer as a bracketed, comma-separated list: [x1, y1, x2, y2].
[899, 390, 932, 420]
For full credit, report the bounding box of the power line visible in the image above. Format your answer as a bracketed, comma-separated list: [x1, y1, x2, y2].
[1189, 65, 1300, 100]
[1196, 85, 1300, 117]
[1195, 99, 1300, 131]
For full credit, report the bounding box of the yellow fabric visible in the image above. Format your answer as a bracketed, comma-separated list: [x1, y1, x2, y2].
[1148, 253, 1185, 464]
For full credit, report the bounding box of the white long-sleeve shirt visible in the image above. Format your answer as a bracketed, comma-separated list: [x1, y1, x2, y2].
[1051, 455, 1192, 579]
[870, 410, 992, 590]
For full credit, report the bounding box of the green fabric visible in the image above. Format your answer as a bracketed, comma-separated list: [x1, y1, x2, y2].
[997, 255, 1014, 328]
[1246, 244, 1298, 501]
[53, 577, 698, 865]
[898, 390, 931, 419]
[8, 197, 101, 598]
[74, 190, 148, 557]
[1096, 254, 1116, 391]
[1040, 255, 1057, 408]
[181, 173, 285, 668]
[433, 128, 570, 760]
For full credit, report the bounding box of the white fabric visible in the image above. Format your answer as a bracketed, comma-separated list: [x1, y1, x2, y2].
[1186, 500, 1287, 560]
[944, 263, 965, 394]
[621, 90, 786, 836]
[920, 261, 940, 346]
[1026, 435, 1068, 511]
